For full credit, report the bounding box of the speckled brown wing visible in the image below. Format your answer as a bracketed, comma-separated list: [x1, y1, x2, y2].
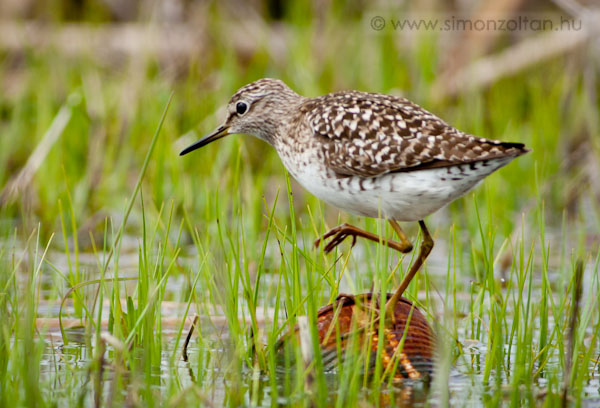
[302, 91, 529, 177]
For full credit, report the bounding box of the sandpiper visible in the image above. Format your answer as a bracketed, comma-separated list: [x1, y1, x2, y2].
[180, 78, 529, 322]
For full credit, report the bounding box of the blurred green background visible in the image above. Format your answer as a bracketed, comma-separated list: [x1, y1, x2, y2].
[1, 0, 597, 243]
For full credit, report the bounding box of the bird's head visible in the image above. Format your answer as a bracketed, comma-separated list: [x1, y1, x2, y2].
[180, 78, 302, 156]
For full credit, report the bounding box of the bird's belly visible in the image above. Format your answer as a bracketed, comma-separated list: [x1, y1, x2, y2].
[286, 157, 515, 222]
[297, 171, 464, 221]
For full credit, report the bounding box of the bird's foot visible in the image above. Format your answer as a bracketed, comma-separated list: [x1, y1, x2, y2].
[314, 223, 359, 253]
[314, 222, 414, 254]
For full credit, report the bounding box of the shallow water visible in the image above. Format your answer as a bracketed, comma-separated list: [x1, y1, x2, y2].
[9, 228, 600, 406]
[30, 335, 600, 406]
[29, 299, 600, 407]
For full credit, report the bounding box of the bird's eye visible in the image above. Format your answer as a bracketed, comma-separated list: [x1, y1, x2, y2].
[236, 101, 248, 115]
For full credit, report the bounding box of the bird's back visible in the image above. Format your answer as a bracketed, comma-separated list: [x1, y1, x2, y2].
[298, 90, 529, 178]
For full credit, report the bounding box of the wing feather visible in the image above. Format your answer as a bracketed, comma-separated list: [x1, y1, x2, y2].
[301, 91, 528, 177]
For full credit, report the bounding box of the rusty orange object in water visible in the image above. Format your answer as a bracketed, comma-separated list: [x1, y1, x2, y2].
[277, 293, 435, 382]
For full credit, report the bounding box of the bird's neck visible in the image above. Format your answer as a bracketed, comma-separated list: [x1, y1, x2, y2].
[259, 95, 308, 148]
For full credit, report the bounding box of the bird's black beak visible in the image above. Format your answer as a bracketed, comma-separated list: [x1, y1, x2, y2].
[179, 125, 231, 156]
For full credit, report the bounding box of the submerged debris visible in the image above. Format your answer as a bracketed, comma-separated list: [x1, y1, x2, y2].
[275, 293, 435, 382]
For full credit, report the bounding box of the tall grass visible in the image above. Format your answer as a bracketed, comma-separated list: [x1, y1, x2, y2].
[1, 2, 599, 406]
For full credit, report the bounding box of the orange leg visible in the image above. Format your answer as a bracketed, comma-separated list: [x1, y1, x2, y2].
[315, 219, 433, 326]
[384, 220, 434, 323]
